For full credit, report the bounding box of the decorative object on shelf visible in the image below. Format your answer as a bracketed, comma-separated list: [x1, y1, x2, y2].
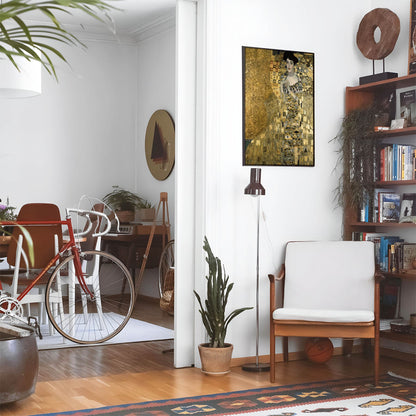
[333, 106, 377, 210]
[103, 186, 149, 224]
[0, 0, 115, 98]
[242, 168, 269, 372]
[409, 0, 416, 74]
[145, 110, 175, 181]
[399, 193, 416, 223]
[305, 338, 334, 364]
[396, 86, 416, 127]
[194, 237, 252, 375]
[242, 46, 314, 167]
[356, 8, 400, 85]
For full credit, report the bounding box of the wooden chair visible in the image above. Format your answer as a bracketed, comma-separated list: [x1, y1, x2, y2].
[269, 241, 381, 385]
[0, 203, 63, 324]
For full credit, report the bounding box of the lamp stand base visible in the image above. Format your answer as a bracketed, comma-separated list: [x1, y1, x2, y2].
[242, 362, 270, 372]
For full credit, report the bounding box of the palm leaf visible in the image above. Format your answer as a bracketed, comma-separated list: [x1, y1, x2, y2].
[0, 0, 117, 79]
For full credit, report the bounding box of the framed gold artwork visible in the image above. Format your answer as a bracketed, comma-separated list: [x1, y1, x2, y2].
[242, 47, 315, 166]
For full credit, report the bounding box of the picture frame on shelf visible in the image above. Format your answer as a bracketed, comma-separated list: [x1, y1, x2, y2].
[242, 46, 314, 167]
[395, 85, 416, 127]
[399, 193, 416, 223]
[409, 0, 416, 74]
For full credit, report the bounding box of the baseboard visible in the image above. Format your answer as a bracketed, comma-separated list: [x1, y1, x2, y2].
[380, 347, 416, 363]
[138, 294, 159, 304]
[231, 346, 351, 367]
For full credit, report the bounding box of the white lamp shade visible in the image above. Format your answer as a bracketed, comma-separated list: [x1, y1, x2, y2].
[0, 57, 41, 98]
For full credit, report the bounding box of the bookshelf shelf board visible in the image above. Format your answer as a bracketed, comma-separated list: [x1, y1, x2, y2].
[383, 271, 416, 281]
[380, 330, 416, 344]
[375, 127, 416, 138]
[350, 222, 416, 228]
[347, 73, 416, 92]
[375, 180, 416, 186]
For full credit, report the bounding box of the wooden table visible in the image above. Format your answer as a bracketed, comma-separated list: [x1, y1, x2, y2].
[102, 223, 170, 285]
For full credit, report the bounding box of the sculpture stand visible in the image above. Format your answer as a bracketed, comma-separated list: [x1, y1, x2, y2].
[359, 59, 397, 85]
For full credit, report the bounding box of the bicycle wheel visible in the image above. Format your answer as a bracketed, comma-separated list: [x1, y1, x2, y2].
[45, 250, 135, 344]
[158, 240, 174, 297]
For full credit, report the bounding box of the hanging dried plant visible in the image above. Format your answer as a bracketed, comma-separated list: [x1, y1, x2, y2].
[333, 106, 378, 210]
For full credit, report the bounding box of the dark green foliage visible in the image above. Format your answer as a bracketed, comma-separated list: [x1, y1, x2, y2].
[194, 237, 252, 348]
[103, 186, 147, 211]
[333, 106, 378, 210]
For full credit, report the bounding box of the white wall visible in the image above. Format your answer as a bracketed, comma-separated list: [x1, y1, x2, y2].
[0, 39, 138, 213]
[135, 26, 176, 297]
[191, 0, 412, 363]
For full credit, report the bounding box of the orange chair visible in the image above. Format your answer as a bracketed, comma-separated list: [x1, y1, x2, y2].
[269, 241, 381, 385]
[0, 203, 63, 323]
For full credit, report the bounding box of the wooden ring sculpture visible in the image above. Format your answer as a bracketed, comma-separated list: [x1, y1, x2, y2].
[356, 8, 400, 60]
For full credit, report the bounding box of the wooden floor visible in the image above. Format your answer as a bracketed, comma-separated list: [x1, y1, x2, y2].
[1, 300, 415, 416]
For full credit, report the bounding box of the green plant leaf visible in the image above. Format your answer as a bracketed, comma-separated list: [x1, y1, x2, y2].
[0, 0, 117, 79]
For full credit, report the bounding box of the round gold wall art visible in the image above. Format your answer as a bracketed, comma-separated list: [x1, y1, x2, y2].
[145, 110, 175, 181]
[356, 8, 400, 60]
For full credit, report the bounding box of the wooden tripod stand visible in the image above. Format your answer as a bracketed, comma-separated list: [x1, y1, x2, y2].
[136, 192, 171, 291]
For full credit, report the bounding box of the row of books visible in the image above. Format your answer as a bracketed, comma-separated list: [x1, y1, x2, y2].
[352, 233, 416, 273]
[379, 144, 416, 181]
[360, 191, 416, 224]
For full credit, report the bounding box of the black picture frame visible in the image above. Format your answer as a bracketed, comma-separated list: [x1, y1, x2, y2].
[242, 46, 315, 166]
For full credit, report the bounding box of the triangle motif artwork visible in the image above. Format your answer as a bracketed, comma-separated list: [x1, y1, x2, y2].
[151, 121, 167, 164]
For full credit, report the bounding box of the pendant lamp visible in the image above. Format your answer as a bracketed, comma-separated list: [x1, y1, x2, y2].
[242, 168, 270, 372]
[0, 56, 41, 98]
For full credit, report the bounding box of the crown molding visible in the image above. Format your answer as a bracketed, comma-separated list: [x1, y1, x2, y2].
[22, 9, 176, 46]
[129, 11, 176, 43]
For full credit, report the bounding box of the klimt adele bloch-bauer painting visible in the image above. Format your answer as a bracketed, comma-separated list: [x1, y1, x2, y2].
[243, 47, 315, 166]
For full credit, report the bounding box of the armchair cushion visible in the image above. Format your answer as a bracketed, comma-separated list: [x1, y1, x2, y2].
[273, 307, 374, 323]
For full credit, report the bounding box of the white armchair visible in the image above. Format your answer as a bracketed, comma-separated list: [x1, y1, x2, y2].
[269, 241, 381, 385]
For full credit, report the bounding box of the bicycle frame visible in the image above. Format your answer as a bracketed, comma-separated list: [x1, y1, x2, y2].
[0, 216, 93, 303]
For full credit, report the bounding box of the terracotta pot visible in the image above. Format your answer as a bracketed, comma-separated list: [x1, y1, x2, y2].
[0, 235, 11, 257]
[198, 343, 233, 376]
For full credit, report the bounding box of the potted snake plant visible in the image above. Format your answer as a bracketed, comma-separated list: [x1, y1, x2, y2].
[194, 237, 252, 375]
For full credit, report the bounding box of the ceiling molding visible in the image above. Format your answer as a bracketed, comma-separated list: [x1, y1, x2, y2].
[129, 11, 176, 43]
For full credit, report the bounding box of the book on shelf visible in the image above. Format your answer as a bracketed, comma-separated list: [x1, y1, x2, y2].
[386, 241, 416, 273]
[351, 233, 409, 272]
[399, 193, 416, 224]
[379, 192, 400, 223]
[379, 144, 416, 182]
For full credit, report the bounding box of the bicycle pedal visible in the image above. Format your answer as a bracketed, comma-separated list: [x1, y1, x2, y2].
[28, 316, 43, 340]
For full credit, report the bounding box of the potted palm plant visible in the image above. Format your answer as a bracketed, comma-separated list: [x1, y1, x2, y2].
[194, 237, 252, 375]
[0, 0, 115, 79]
[103, 186, 147, 223]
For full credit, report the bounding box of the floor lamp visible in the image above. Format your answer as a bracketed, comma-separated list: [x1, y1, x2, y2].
[242, 168, 270, 372]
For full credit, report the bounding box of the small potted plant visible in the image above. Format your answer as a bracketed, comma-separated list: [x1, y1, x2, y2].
[194, 237, 252, 375]
[103, 186, 145, 223]
[136, 199, 155, 222]
[0, 198, 17, 256]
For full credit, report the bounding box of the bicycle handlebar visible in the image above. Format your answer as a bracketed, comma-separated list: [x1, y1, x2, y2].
[66, 208, 112, 238]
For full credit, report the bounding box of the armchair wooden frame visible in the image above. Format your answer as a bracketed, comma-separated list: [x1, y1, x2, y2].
[269, 243, 382, 386]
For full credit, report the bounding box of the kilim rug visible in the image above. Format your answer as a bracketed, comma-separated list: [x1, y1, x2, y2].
[30, 373, 415, 416]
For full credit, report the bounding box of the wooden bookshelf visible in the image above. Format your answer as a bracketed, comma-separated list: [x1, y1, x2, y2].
[344, 74, 416, 349]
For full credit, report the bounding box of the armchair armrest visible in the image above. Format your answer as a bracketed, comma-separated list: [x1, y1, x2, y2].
[269, 264, 285, 313]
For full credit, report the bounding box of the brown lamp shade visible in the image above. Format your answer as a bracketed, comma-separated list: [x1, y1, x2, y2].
[244, 168, 265, 196]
